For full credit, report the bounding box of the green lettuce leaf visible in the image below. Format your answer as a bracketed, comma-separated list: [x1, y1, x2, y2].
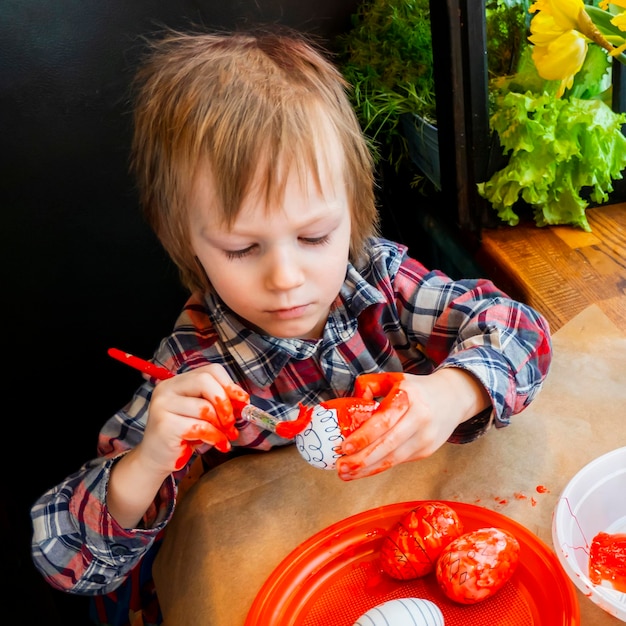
[478, 91, 626, 231]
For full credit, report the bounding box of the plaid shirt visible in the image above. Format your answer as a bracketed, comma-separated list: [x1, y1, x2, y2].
[31, 238, 551, 623]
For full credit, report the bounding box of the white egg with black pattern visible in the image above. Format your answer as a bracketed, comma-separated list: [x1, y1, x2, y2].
[353, 598, 444, 626]
[294, 404, 343, 470]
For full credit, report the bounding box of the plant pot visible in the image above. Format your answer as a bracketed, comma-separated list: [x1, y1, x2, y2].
[400, 113, 440, 190]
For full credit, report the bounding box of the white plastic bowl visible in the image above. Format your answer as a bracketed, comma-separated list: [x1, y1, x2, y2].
[552, 446, 626, 621]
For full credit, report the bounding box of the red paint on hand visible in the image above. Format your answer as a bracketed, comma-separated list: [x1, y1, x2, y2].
[373, 381, 407, 414]
[174, 442, 195, 471]
[174, 407, 235, 469]
[319, 374, 407, 439]
[227, 388, 250, 416]
[320, 397, 379, 436]
[275, 403, 313, 438]
[354, 372, 404, 400]
[206, 400, 239, 440]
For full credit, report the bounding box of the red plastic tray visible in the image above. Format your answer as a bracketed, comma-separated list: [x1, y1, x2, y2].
[245, 500, 579, 626]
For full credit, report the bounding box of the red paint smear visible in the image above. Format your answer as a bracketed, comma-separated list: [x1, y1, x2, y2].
[536, 485, 550, 493]
[379, 502, 463, 580]
[362, 567, 386, 593]
[437, 527, 521, 604]
[353, 372, 404, 399]
[514, 492, 527, 500]
[374, 383, 407, 414]
[589, 532, 626, 593]
[320, 397, 378, 436]
[362, 562, 398, 595]
[227, 387, 250, 414]
[174, 442, 194, 471]
[531, 497, 537, 507]
[275, 403, 313, 438]
[175, 409, 232, 469]
[199, 405, 213, 421]
[205, 400, 238, 439]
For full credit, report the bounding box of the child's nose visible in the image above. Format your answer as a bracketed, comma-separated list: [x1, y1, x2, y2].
[264, 246, 304, 290]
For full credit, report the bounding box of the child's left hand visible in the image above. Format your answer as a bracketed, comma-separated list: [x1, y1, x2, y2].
[336, 370, 491, 481]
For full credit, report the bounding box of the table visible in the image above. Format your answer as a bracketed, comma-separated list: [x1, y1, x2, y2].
[477, 203, 626, 333]
[153, 302, 626, 625]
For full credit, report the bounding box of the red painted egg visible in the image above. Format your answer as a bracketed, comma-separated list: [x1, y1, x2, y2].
[436, 526, 520, 604]
[380, 502, 463, 580]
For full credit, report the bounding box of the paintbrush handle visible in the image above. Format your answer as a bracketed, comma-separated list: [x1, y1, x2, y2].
[107, 347, 175, 380]
[239, 404, 281, 431]
[106, 347, 307, 438]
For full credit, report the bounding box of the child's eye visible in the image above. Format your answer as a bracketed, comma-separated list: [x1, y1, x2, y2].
[301, 234, 330, 246]
[224, 246, 255, 260]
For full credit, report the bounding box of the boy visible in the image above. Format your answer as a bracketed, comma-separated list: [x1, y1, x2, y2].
[31, 27, 551, 625]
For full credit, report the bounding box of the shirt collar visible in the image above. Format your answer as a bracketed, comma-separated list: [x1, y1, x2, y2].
[204, 264, 385, 387]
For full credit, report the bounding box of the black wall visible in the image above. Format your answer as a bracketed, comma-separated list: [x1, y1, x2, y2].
[1, 2, 360, 622]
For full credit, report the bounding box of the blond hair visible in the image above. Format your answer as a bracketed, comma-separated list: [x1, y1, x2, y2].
[130, 27, 379, 293]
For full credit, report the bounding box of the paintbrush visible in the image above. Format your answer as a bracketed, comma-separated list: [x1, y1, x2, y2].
[107, 347, 309, 437]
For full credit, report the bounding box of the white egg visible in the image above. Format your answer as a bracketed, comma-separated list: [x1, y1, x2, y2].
[294, 404, 343, 470]
[353, 598, 444, 626]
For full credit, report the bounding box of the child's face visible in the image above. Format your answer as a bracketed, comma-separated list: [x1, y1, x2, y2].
[189, 155, 351, 340]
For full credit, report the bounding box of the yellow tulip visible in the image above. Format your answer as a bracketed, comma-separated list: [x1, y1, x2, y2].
[594, 1, 626, 50]
[529, 0, 585, 30]
[531, 29, 588, 96]
[529, 12, 574, 46]
[529, 0, 618, 96]
[529, 0, 589, 95]
[612, 11, 626, 32]
[600, 0, 626, 9]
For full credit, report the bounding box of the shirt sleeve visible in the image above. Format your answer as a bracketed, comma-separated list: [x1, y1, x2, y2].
[391, 246, 552, 441]
[30, 382, 176, 595]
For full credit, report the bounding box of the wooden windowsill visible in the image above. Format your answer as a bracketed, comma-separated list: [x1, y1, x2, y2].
[476, 203, 626, 333]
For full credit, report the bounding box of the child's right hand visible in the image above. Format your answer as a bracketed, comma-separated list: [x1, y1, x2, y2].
[107, 363, 244, 529]
[138, 363, 243, 473]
